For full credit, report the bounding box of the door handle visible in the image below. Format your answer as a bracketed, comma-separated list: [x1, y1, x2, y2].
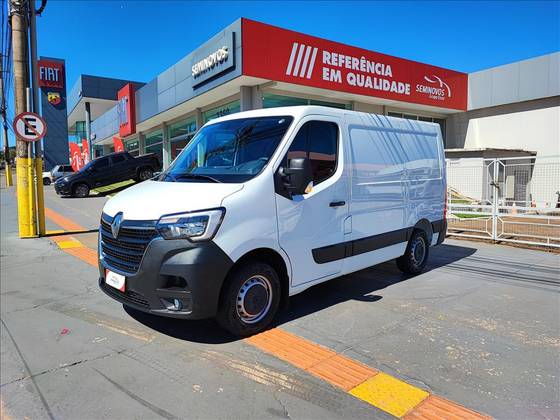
[329, 201, 346, 207]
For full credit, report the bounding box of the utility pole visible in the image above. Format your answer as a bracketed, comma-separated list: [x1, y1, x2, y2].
[29, 0, 45, 235]
[10, 0, 37, 237]
[1, 56, 13, 186]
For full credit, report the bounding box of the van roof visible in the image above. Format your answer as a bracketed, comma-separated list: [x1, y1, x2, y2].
[206, 105, 338, 124]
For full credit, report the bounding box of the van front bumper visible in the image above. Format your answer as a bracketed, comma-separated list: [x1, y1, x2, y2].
[98, 236, 234, 320]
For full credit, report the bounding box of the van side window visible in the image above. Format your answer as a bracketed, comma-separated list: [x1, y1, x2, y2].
[284, 121, 338, 185]
[308, 121, 338, 184]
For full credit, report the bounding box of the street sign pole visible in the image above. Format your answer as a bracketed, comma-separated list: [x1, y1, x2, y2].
[29, 2, 45, 235]
[25, 88, 37, 236]
[12, 108, 48, 238]
[10, 0, 35, 238]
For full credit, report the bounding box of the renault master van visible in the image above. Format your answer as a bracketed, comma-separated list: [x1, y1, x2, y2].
[98, 106, 447, 336]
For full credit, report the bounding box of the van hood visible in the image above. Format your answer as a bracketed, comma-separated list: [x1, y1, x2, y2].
[102, 180, 243, 220]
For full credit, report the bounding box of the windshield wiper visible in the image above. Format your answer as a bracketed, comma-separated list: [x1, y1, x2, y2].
[171, 173, 222, 183]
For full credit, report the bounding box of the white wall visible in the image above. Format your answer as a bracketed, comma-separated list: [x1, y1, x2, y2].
[463, 106, 560, 156]
[469, 52, 559, 110]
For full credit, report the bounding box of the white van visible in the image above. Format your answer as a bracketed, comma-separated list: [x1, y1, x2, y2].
[98, 106, 447, 336]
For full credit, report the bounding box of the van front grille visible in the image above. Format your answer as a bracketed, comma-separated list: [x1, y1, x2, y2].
[100, 214, 158, 274]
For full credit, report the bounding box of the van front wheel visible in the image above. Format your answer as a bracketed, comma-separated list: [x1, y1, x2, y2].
[396, 230, 429, 275]
[217, 261, 281, 337]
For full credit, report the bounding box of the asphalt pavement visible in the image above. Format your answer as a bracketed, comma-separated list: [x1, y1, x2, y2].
[1, 182, 559, 419]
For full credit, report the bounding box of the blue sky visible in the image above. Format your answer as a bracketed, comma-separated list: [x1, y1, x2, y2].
[35, 0, 559, 88]
[3, 0, 559, 146]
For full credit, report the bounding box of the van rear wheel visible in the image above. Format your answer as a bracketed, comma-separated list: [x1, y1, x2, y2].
[217, 261, 281, 337]
[396, 230, 429, 275]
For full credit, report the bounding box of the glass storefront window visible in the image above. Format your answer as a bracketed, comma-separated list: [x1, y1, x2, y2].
[144, 130, 163, 165]
[388, 111, 446, 144]
[124, 138, 139, 156]
[262, 93, 350, 110]
[168, 117, 198, 161]
[203, 100, 241, 123]
[75, 121, 87, 140]
[93, 145, 104, 158]
[146, 143, 163, 165]
[145, 131, 163, 146]
[168, 118, 197, 139]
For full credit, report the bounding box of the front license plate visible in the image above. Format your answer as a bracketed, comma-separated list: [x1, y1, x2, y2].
[105, 270, 125, 292]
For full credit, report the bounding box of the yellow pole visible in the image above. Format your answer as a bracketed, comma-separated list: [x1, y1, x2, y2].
[16, 157, 34, 237]
[4, 164, 12, 187]
[35, 157, 45, 235]
[27, 142, 37, 237]
[12, 1, 33, 238]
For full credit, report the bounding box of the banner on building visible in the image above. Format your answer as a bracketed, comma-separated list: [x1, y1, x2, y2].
[113, 136, 125, 152]
[117, 84, 136, 137]
[81, 139, 90, 165]
[242, 19, 468, 111]
[69, 142, 84, 172]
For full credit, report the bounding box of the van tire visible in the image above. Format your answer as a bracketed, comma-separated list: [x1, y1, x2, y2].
[217, 261, 281, 337]
[73, 183, 90, 198]
[396, 230, 429, 275]
[43, 177, 51, 186]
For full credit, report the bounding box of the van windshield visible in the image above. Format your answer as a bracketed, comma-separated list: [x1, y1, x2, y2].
[159, 116, 293, 183]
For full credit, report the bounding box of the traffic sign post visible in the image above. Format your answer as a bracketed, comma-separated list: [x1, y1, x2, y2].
[13, 111, 47, 237]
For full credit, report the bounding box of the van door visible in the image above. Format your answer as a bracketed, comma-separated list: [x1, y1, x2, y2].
[275, 117, 349, 287]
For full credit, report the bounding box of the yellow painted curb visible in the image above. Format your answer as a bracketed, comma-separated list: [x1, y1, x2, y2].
[56, 240, 83, 249]
[349, 372, 429, 418]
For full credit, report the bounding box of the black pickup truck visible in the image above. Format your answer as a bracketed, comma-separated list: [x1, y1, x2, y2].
[54, 152, 160, 198]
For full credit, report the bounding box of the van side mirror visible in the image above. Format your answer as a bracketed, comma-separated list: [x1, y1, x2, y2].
[280, 157, 312, 196]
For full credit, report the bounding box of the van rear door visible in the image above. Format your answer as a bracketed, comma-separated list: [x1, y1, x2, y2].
[275, 117, 349, 287]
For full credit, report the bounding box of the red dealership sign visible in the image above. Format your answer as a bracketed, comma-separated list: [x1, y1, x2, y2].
[38, 60, 65, 89]
[117, 83, 136, 137]
[242, 19, 467, 111]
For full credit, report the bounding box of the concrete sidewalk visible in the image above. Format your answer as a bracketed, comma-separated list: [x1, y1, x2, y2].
[1, 183, 559, 419]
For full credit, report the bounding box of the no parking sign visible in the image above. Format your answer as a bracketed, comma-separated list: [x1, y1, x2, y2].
[12, 112, 48, 142]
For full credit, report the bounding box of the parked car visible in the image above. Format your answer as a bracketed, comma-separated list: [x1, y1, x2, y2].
[43, 164, 74, 185]
[54, 152, 160, 197]
[98, 106, 447, 337]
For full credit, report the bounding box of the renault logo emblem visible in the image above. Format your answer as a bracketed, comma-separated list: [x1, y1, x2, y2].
[111, 213, 123, 239]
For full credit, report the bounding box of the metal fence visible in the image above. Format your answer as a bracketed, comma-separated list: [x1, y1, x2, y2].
[446, 156, 560, 249]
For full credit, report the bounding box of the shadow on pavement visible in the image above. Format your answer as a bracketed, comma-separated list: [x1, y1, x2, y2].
[124, 305, 237, 344]
[277, 243, 477, 326]
[125, 242, 477, 344]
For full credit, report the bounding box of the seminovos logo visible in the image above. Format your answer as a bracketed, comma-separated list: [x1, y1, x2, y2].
[417, 75, 452, 100]
[285, 42, 319, 79]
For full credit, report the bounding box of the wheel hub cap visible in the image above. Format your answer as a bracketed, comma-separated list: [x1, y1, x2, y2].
[236, 275, 272, 324]
[411, 238, 426, 266]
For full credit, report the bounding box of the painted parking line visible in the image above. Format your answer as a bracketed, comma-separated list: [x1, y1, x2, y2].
[43, 206, 491, 419]
[44, 207, 87, 231]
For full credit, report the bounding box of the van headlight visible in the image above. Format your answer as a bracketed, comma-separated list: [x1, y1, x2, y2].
[156, 208, 225, 241]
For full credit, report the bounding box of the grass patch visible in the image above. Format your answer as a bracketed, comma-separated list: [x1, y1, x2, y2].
[93, 179, 136, 196]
